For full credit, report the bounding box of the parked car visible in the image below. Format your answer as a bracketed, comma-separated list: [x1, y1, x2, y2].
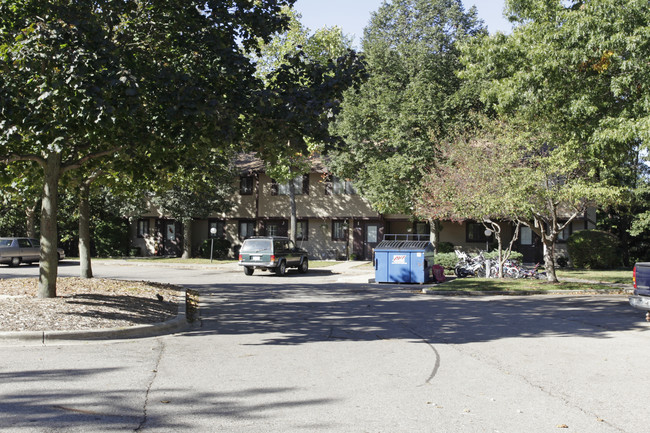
[629, 262, 650, 319]
[238, 236, 308, 276]
[0, 237, 65, 267]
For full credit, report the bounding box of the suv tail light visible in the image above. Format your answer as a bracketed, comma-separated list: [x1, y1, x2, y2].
[633, 265, 637, 289]
[238, 254, 243, 261]
[271, 255, 275, 263]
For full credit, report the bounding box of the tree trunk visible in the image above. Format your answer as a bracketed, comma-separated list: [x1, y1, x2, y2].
[78, 181, 93, 278]
[542, 237, 558, 283]
[289, 180, 297, 244]
[430, 219, 440, 253]
[38, 152, 61, 298]
[25, 200, 38, 239]
[182, 218, 192, 259]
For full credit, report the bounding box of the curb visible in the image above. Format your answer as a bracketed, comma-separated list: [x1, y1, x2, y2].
[0, 289, 197, 345]
[420, 288, 633, 296]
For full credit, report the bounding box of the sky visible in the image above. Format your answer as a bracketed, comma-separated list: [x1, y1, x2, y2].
[293, 0, 511, 47]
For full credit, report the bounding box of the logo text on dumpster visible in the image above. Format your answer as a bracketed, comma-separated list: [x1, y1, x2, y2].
[392, 255, 407, 265]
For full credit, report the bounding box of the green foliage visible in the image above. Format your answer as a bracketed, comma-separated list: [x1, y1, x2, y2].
[92, 218, 130, 257]
[331, 0, 486, 214]
[199, 239, 232, 260]
[149, 152, 235, 221]
[56, 186, 132, 258]
[0, 0, 296, 296]
[567, 230, 621, 269]
[556, 254, 569, 268]
[455, 0, 650, 280]
[486, 251, 523, 263]
[434, 252, 458, 270]
[0, 202, 29, 236]
[437, 242, 455, 253]
[252, 6, 353, 80]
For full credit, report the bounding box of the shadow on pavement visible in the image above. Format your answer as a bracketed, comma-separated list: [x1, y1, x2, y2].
[181, 282, 648, 346]
[0, 367, 337, 431]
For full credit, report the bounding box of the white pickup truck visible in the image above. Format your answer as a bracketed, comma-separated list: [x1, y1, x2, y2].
[0, 237, 65, 267]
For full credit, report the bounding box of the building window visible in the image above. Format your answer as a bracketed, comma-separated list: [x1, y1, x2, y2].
[366, 225, 378, 243]
[137, 219, 149, 238]
[325, 175, 356, 195]
[262, 220, 287, 237]
[240, 176, 253, 195]
[332, 220, 347, 241]
[208, 220, 225, 238]
[239, 221, 255, 239]
[557, 223, 572, 242]
[414, 222, 429, 235]
[520, 226, 533, 245]
[296, 220, 308, 241]
[267, 223, 279, 237]
[466, 222, 491, 243]
[274, 175, 309, 196]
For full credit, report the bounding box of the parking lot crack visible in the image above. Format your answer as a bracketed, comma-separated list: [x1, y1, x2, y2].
[134, 339, 165, 432]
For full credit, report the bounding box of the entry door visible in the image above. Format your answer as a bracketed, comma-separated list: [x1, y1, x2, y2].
[161, 220, 182, 256]
[518, 226, 543, 264]
[364, 223, 381, 261]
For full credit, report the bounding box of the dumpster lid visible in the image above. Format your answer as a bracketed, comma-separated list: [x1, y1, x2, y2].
[375, 234, 433, 252]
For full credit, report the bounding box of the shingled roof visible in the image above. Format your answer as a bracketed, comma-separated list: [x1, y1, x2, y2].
[234, 152, 329, 175]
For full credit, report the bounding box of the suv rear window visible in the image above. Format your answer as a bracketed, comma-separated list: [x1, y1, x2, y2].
[241, 239, 271, 252]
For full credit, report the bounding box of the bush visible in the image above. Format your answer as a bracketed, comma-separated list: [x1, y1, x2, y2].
[437, 241, 455, 253]
[556, 254, 569, 268]
[199, 238, 232, 259]
[485, 251, 524, 263]
[434, 252, 458, 270]
[567, 230, 621, 269]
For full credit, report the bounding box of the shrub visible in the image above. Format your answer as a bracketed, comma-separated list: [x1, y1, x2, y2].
[567, 230, 621, 269]
[485, 251, 524, 263]
[199, 238, 232, 259]
[556, 254, 569, 268]
[437, 241, 455, 253]
[434, 252, 458, 270]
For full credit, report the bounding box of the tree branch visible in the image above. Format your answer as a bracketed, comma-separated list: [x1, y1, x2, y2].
[0, 153, 46, 167]
[62, 147, 123, 173]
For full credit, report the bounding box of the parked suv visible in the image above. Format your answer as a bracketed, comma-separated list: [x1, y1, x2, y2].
[238, 236, 308, 276]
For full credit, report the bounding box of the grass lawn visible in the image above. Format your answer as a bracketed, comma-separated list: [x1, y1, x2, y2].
[555, 268, 633, 284]
[433, 277, 627, 293]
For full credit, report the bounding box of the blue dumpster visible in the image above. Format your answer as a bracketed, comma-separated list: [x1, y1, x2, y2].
[374, 235, 435, 283]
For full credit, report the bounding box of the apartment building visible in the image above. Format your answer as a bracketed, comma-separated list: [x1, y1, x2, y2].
[131, 154, 595, 262]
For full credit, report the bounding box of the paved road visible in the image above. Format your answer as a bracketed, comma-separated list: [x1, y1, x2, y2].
[0, 262, 648, 432]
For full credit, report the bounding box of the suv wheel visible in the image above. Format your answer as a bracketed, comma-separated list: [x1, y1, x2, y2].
[244, 266, 254, 276]
[275, 260, 286, 276]
[299, 258, 308, 274]
[10, 257, 20, 267]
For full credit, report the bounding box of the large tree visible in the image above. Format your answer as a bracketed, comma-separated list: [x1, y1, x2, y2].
[0, 0, 294, 297]
[417, 123, 526, 278]
[246, 7, 367, 242]
[419, 118, 617, 281]
[331, 0, 486, 215]
[458, 0, 650, 278]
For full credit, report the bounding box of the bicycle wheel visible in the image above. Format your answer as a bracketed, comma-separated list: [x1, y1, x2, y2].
[505, 267, 520, 279]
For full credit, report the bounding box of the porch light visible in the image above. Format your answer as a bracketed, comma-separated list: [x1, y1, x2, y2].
[210, 227, 217, 263]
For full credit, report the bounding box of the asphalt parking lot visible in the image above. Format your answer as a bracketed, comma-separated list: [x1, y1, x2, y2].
[0, 261, 648, 432]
